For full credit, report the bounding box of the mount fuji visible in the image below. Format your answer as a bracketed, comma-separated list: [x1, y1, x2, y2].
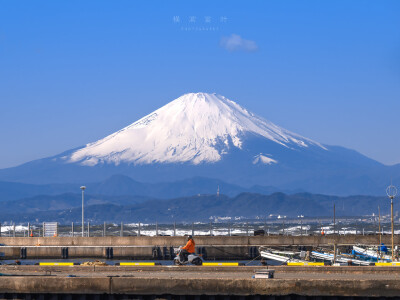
[69, 93, 325, 166]
[0, 93, 397, 195]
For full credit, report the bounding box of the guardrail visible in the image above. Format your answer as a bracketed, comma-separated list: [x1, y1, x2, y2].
[0, 220, 392, 238]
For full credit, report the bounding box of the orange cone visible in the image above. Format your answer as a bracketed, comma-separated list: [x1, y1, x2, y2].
[30, 230, 33, 237]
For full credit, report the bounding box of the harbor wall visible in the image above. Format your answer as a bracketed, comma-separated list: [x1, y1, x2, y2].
[1, 275, 400, 297]
[2, 265, 400, 297]
[0, 235, 395, 259]
[0, 234, 395, 247]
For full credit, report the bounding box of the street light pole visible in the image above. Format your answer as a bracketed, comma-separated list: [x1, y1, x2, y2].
[386, 183, 397, 261]
[378, 205, 381, 259]
[80, 186, 86, 237]
[391, 197, 394, 261]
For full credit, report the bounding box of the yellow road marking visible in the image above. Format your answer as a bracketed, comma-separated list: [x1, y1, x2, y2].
[375, 262, 400, 266]
[202, 262, 239, 266]
[39, 262, 75, 266]
[119, 262, 156, 266]
[287, 262, 325, 266]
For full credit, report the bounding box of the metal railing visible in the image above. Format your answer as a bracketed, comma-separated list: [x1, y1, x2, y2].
[0, 220, 395, 237]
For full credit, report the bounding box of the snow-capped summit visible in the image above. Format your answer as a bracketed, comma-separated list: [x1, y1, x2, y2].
[67, 93, 325, 166]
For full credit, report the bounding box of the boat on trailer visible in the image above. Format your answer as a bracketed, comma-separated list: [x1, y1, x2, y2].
[260, 246, 376, 266]
[353, 245, 392, 261]
[311, 250, 374, 266]
[259, 247, 308, 264]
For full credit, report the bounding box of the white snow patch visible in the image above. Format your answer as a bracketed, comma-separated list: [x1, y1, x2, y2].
[253, 153, 277, 165]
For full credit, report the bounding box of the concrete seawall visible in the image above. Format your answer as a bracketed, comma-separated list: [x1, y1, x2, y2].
[0, 234, 394, 246]
[1, 277, 392, 297]
[3, 276, 395, 297]
[1, 265, 400, 297]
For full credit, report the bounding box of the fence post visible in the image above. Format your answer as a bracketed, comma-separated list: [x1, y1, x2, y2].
[173, 222, 176, 237]
[103, 222, 106, 237]
[0, 223, 1, 237]
[120, 222, 123, 237]
[88, 222, 90, 237]
[28, 223, 30, 237]
[333, 244, 337, 265]
[300, 219, 303, 236]
[192, 222, 194, 236]
[246, 222, 249, 236]
[264, 219, 267, 236]
[42, 222, 45, 237]
[71, 222, 74, 237]
[210, 221, 212, 236]
[229, 223, 231, 236]
[138, 222, 141, 236]
[156, 222, 158, 236]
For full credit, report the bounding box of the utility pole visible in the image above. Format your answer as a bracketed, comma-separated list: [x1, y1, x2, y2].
[378, 206, 381, 259]
[386, 183, 397, 261]
[80, 186, 86, 237]
[392, 197, 395, 261]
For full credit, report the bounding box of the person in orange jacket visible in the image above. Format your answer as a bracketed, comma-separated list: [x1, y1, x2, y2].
[180, 235, 195, 262]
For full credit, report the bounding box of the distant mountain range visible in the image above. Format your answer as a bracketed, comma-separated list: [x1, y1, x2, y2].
[0, 174, 302, 203]
[0, 190, 390, 223]
[0, 93, 396, 224]
[0, 93, 398, 196]
[0, 173, 390, 224]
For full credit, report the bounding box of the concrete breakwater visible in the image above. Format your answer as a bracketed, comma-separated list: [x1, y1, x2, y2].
[0, 235, 396, 260]
[1, 265, 400, 298]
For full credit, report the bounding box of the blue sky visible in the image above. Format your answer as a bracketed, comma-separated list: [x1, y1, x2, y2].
[0, 0, 399, 168]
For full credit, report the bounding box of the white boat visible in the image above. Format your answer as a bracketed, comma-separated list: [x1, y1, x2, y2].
[260, 247, 374, 266]
[311, 251, 373, 266]
[353, 245, 392, 261]
[260, 248, 307, 264]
